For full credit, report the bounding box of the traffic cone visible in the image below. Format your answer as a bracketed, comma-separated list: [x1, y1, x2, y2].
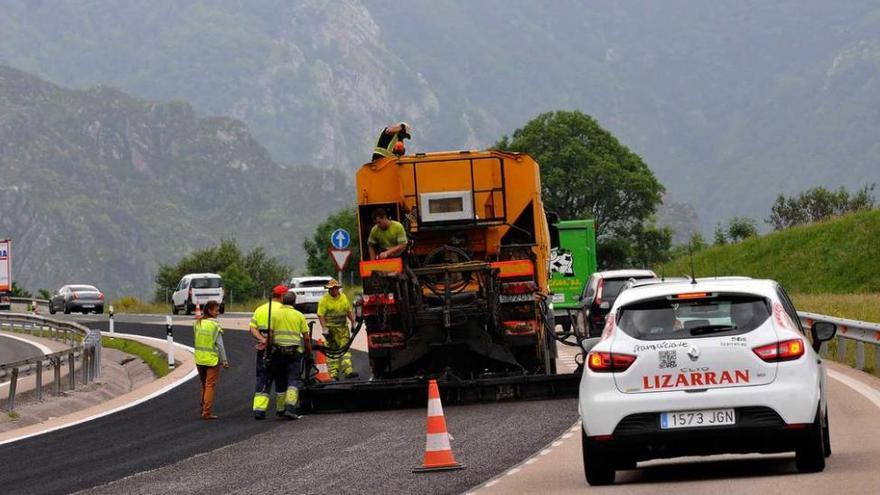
[313, 338, 332, 383]
[413, 379, 465, 473]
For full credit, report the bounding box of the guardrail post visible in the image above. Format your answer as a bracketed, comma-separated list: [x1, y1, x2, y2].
[856, 341, 866, 370]
[837, 336, 847, 362]
[82, 347, 90, 385]
[54, 357, 62, 396]
[6, 368, 18, 412]
[68, 353, 76, 390]
[35, 360, 43, 401]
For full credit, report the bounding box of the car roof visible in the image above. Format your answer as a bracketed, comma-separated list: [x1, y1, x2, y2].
[595, 269, 657, 279]
[183, 273, 222, 279]
[291, 276, 332, 282]
[614, 277, 780, 307]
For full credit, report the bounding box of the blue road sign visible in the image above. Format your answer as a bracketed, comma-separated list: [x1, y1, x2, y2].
[330, 228, 351, 249]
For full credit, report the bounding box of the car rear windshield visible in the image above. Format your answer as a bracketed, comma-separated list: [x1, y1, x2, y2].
[617, 293, 771, 341]
[296, 280, 329, 288]
[602, 276, 652, 302]
[191, 278, 222, 289]
[71, 285, 98, 292]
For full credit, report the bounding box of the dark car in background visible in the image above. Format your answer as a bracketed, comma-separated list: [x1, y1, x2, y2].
[49, 285, 104, 314]
[579, 269, 656, 336]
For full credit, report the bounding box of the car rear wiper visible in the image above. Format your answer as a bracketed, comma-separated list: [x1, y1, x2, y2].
[688, 325, 737, 336]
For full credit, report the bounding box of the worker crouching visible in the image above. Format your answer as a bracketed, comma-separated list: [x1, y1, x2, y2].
[317, 279, 358, 380]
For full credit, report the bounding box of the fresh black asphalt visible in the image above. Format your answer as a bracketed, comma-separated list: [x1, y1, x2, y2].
[0, 321, 579, 494]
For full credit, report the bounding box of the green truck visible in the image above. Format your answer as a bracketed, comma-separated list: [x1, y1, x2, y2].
[549, 219, 597, 334]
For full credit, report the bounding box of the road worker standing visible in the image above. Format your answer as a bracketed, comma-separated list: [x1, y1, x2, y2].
[193, 300, 229, 420]
[317, 279, 358, 380]
[248, 285, 286, 420]
[269, 292, 312, 419]
[372, 121, 411, 160]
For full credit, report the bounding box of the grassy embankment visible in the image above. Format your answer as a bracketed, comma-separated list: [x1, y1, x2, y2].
[101, 336, 171, 377]
[660, 209, 880, 375]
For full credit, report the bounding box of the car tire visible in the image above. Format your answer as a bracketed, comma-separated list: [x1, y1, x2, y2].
[795, 408, 826, 473]
[822, 409, 831, 458]
[96, 307, 104, 315]
[49, 302, 56, 315]
[219, 303, 225, 315]
[63, 302, 71, 315]
[185, 300, 193, 315]
[582, 428, 615, 486]
[171, 303, 179, 315]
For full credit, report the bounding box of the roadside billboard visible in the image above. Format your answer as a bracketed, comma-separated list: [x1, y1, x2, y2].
[0, 239, 10, 292]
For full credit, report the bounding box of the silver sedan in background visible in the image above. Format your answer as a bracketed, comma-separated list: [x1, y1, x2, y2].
[49, 284, 105, 314]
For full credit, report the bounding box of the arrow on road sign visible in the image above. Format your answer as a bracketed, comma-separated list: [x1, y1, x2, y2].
[329, 248, 352, 271]
[331, 228, 351, 249]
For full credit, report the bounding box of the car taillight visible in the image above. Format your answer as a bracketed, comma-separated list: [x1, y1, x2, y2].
[753, 338, 805, 362]
[501, 281, 537, 295]
[73, 292, 79, 300]
[587, 351, 636, 372]
[595, 279, 605, 306]
[98, 293, 104, 300]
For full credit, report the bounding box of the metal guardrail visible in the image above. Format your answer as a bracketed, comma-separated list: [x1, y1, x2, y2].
[0, 312, 101, 412]
[799, 311, 880, 373]
[7, 297, 50, 313]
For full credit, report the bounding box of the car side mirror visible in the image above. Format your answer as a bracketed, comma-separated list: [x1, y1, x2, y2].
[810, 321, 837, 352]
[599, 301, 610, 310]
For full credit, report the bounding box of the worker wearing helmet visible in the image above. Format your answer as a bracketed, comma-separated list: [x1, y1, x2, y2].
[367, 208, 408, 260]
[372, 122, 411, 160]
[249, 285, 287, 420]
[193, 300, 229, 420]
[317, 279, 357, 380]
[270, 292, 312, 419]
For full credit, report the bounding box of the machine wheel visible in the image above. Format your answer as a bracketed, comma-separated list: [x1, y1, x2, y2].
[822, 409, 831, 457]
[49, 302, 56, 315]
[795, 407, 826, 473]
[582, 428, 615, 486]
[63, 302, 71, 314]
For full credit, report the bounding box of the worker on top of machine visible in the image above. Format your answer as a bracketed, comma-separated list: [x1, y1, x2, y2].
[316, 279, 358, 380]
[372, 122, 411, 160]
[367, 208, 407, 260]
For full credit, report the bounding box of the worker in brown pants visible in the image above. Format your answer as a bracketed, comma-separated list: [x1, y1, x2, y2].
[194, 300, 229, 419]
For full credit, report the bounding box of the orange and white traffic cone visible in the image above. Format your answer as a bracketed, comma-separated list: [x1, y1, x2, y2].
[413, 379, 465, 473]
[313, 338, 332, 383]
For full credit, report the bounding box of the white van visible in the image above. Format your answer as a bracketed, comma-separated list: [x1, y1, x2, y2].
[171, 273, 225, 315]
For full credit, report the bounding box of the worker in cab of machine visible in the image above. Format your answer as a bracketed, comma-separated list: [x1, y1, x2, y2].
[193, 300, 229, 420]
[317, 279, 358, 380]
[368, 208, 408, 260]
[249, 285, 285, 420]
[372, 121, 411, 160]
[269, 291, 312, 420]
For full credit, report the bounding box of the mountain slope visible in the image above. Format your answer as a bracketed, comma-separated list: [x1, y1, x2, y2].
[660, 209, 880, 294]
[2, 0, 879, 229]
[0, 65, 351, 297]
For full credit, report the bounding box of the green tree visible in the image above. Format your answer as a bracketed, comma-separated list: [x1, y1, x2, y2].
[303, 207, 361, 282]
[689, 232, 707, 252]
[713, 223, 728, 246]
[727, 216, 758, 242]
[154, 240, 290, 301]
[767, 184, 876, 230]
[37, 288, 52, 300]
[9, 281, 32, 298]
[495, 110, 665, 239]
[630, 223, 673, 268]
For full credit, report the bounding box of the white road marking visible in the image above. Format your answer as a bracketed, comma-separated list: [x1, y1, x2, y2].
[0, 332, 196, 446]
[828, 369, 880, 410]
[0, 332, 55, 389]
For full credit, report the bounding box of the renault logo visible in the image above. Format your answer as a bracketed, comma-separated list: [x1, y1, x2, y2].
[688, 345, 700, 362]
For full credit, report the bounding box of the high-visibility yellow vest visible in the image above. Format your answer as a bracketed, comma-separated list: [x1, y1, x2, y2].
[373, 130, 400, 158]
[318, 293, 351, 327]
[272, 305, 308, 348]
[193, 319, 222, 366]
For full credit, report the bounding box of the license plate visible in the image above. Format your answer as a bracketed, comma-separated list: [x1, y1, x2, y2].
[660, 408, 735, 429]
[499, 293, 534, 303]
[552, 293, 564, 303]
[81, 304, 95, 308]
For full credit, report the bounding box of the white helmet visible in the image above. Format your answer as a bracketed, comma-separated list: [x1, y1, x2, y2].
[399, 122, 412, 139]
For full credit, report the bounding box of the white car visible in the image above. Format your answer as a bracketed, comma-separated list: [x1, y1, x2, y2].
[171, 273, 225, 315]
[288, 276, 332, 314]
[578, 277, 837, 485]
